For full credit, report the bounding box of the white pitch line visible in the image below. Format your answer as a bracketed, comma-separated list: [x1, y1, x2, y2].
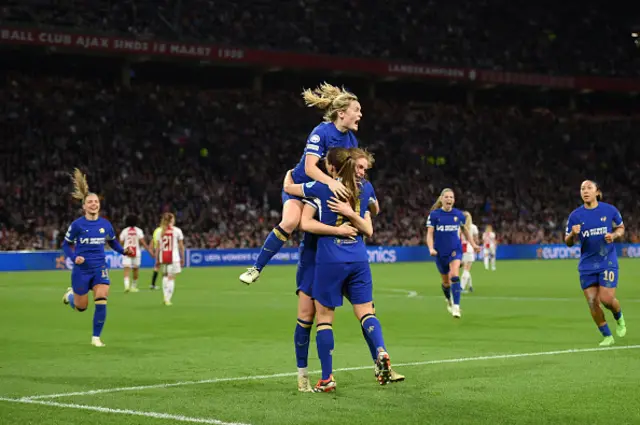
[0, 397, 251, 425]
[19, 344, 640, 401]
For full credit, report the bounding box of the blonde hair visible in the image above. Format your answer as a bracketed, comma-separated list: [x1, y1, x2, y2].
[302, 82, 358, 122]
[160, 213, 175, 238]
[348, 147, 375, 168]
[326, 148, 359, 209]
[70, 168, 95, 203]
[430, 188, 454, 212]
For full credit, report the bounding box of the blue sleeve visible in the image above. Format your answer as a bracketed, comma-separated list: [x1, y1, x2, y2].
[365, 182, 377, 206]
[426, 211, 436, 228]
[303, 130, 326, 158]
[105, 222, 125, 255]
[565, 212, 577, 235]
[301, 181, 329, 199]
[458, 210, 467, 225]
[612, 207, 623, 227]
[62, 239, 76, 261]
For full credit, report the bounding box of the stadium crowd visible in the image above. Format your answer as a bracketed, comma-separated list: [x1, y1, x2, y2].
[2, 0, 638, 77]
[1, 73, 640, 251]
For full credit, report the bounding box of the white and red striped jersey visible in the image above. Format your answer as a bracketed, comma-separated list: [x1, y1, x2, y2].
[154, 226, 184, 264]
[119, 226, 144, 258]
[461, 224, 479, 253]
[483, 231, 496, 248]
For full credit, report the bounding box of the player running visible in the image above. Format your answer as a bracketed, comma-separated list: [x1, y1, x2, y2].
[285, 147, 394, 392]
[460, 211, 479, 293]
[61, 169, 134, 347]
[154, 213, 185, 306]
[565, 180, 627, 346]
[240, 83, 360, 284]
[119, 215, 151, 293]
[426, 189, 480, 319]
[482, 224, 497, 271]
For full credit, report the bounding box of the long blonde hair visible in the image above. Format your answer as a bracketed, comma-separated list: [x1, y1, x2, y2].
[430, 188, 454, 211]
[302, 82, 358, 122]
[160, 212, 175, 238]
[326, 148, 359, 209]
[70, 168, 95, 204]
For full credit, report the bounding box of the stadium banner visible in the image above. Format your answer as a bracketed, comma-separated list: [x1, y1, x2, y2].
[1, 244, 639, 272]
[1, 26, 639, 92]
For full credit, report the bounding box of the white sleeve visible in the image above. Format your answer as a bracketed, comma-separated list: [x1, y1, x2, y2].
[176, 228, 184, 241]
[137, 228, 145, 238]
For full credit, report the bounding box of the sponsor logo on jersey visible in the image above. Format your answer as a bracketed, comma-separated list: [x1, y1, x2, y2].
[99, 228, 105, 233]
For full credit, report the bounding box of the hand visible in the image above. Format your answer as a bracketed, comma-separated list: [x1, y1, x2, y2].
[181, 259, 185, 267]
[124, 247, 135, 257]
[328, 196, 355, 217]
[472, 244, 481, 253]
[336, 223, 358, 239]
[429, 248, 438, 257]
[327, 179, 350, 200]
[604, 233, 614, 243]
[75, 256, 85, 265]
[571, 224, 581, 236]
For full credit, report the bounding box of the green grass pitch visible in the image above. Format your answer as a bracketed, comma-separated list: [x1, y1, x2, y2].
[1, 260, 640, 425]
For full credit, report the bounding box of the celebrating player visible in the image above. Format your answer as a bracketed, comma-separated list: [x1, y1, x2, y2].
[426, 189, 480, 319]
[119, 215, 151, 293]
[154, 213, 185, 306]
[285, 147, 394, 392]
[61, 169, 134, 347]
[289, 148, 403, 392]
[240, 83, 361, 284]
[565, 180, 627, 346]
[482, 224, 497, 271]
[460, 211, 479, 293]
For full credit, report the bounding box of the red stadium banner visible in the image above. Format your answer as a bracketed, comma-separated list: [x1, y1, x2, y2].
[2, 26, 639, 92]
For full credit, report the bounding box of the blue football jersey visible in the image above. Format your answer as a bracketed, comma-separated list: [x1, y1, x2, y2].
[301, 179, 374, 264]
[298, 200, 319, 265]
[291, 122, 359, 184]
[566, 202, 623, 273]
[64, 217, 117, 269]
[426, 208, 466, 255]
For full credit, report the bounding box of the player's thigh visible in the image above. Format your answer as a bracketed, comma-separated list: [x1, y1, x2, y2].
[449, 259, 461, 277]
[71, 268, 91, 297]
[93, 283, 110, 299]
[314, 299, 335, 324]
[279, 198, 304, 233]
[167, 262, 182, 277]
[598, 270, 618, 303]
[313, 264, 347, 309]
[581, 281, 600, 307]
[297, 291, 316, 322]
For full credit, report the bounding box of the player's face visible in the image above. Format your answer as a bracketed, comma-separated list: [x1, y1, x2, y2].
[338, 101, 362, 131]
[442, 191, 455, 208]
[354, 157, 370, 180]
[84, 194, 100, 215]
[324, 157, 337, 177]
[580, 180, 598, 203]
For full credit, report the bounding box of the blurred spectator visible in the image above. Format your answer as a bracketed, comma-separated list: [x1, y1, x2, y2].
[1, 74, 639, 250]
[2, 1, 638, 77]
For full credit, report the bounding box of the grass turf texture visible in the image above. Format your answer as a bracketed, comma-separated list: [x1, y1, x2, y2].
[1, 260, 639, 425]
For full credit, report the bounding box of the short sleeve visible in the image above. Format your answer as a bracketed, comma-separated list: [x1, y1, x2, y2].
[303, 131, 326, 158]
[64, 222, 79, 243]
[138, 228, 145, 238]
[301, 181, 328, 199]
[176, 228, 184, 241]
[105, 222, 116, 241]
[613, 207, 623, 227]
[458, 211, 467, 226]
[426, 212, 435, 228]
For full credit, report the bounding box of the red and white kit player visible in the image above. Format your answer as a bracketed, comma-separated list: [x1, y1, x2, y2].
[482, 224, 497, 271]
[119, 215, 151, 293]
[460, 212, 479, 291]
[154, 213, 185, 306]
